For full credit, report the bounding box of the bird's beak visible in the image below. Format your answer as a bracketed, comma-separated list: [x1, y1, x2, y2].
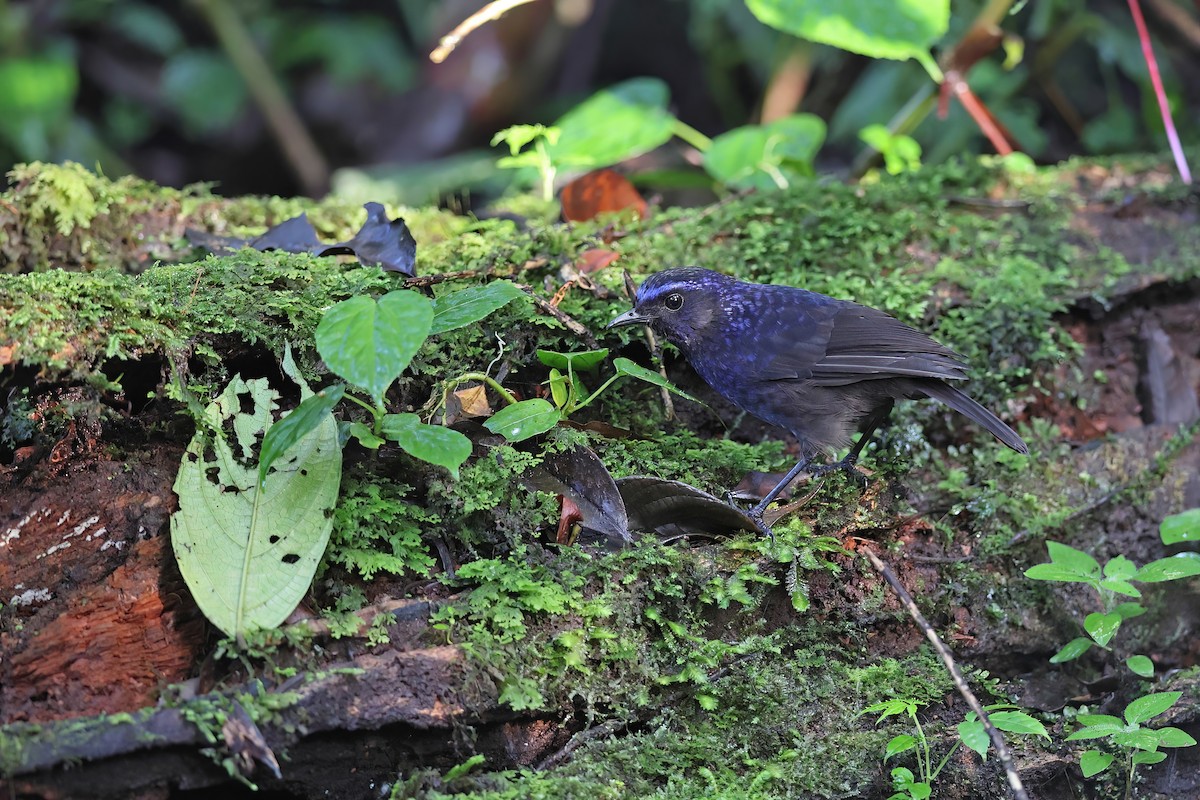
[607, 308, 650, 329]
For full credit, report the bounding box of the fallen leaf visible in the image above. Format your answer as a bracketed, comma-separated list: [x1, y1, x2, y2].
[576, 248, 620, 274]
[452, 384, 491, 419]
[561, 169, 647, 222]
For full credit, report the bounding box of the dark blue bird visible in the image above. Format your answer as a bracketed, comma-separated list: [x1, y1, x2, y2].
[608, 267, 1028, 525]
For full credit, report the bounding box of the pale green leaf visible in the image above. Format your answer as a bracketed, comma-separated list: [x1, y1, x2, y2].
[1134, 554, 1200, 582]
[614, 357, 706, 404]
[1161, 508, 1200, 544]
[956, 719, 988, 758]
[1124, 692, 1180, 725]
[1080, 750, 1113, 777]
[1049, 637, 1093, 663]
[1084, 612, 1122, 646]
[537, 348, 610, 370]
[1126, 655, 1154, 677]
[171, 374, 341, 638]
[744, 0, 949, 61]
[703, 114, 825, 189]
[989, 711, 1048, 737]
[548, 78, 676, 169]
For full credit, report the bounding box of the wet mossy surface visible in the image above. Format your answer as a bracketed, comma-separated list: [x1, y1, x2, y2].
[3, 155, 1199, 799]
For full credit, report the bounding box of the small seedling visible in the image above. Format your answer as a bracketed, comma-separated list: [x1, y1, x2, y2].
[1024, 533, 1200, 675]
[1068, 691, 1196, 794]
[864, 698, 1047, 800]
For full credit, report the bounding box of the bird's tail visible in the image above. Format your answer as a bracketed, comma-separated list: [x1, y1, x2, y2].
[919, 382, 1029, 454]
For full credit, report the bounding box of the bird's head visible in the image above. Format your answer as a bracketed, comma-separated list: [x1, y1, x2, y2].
[607, 267, 732, 348]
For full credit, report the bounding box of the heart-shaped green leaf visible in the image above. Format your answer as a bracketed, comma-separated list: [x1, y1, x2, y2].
[316, 290, 432, 405]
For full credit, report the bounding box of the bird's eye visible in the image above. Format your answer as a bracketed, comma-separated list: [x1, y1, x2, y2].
[664, 293, 684, 311]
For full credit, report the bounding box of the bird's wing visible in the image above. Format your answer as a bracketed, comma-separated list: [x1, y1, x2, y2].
[758, 302, 968, 386]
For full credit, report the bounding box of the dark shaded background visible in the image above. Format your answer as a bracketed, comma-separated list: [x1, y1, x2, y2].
[1, 0, 1197, 200]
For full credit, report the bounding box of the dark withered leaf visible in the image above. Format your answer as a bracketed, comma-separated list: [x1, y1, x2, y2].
[187, 202, 417, 276]
[321, 202, 417, 276]
[250, 212, 323, 252]
[616, 477, 759, 539]
[521, 443, 632, 548]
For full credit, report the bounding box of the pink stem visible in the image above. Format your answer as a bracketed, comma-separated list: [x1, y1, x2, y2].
[1128, 0, 1193, 183]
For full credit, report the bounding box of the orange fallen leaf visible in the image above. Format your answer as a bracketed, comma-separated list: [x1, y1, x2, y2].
[576, 248, 620, 274]
[561, 169, 647, 222]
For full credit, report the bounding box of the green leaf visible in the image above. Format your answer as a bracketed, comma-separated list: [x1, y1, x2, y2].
[696, 693, 719, 711]
[1080, 750, 1114, 777]
[1024, 563, 1091, 582]
[1098, 578, 1141, 598]
[1076, 714, 1122, 726]
[744, 0, 949, 62]
[1112, 602, 1146, 620]
[1103, 554, 1137, 580]
[1126, 655, 1154, 677]
[956, 719, 989, 758]
[703, 114, 826, 190]
[483, 399, 561, 442]
[258, 384, 344, 487]
[548, 368, 569, 408]
[381, 413, 472, 478]
[1084, 612, 1121, 646]
[1047, 541, 1101, 575]
[1161, 508, 1200, 544]
[1134, 554, 1200, 582]
[316, 291, 433, 405]
[1049, 637, 1093, 663]
[347, 421, 384, 449]
[613, 357, 706, 404]
[537, 348, 610, 371]
[429, 281, 525, 335]
[885, 734, 917, 760]
[548, 78, 677, 169]
[1125, 692, 1181, 725]
[1113, 729, 1162, 751]
[989, 711, 1049, 737]
[1067, 723, 1123, 741]
[1153, 727, 1197, 747]
[1132, 750, 1167, 765]
[171, 375, 342, 638]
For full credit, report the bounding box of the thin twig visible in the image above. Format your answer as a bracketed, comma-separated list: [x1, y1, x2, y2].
[861, 546, 1029, 800]
[429, 0, 541, 64]
[517, 284, 598, 347]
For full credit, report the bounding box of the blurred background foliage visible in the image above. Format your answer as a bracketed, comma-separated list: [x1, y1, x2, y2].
[0, 0, 1196, 203]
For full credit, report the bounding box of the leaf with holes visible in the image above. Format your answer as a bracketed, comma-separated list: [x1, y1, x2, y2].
[170, 366, 342, 639]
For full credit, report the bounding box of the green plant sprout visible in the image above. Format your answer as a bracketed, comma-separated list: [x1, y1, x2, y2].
[864, 698, 1047, 800]
[1068, 691, 1196, 793]
[1024, 531, 1200, 675]
[437, 347, 703, 444]
[260, 280, 526, 483]
[491, 124, 561, 201]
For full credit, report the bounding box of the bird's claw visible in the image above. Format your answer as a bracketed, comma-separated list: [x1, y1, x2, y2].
[807, 457, 869, 488]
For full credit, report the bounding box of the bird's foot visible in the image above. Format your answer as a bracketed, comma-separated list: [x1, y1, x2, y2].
[807, 456, 870, 488]
[726, 490, 775, 539]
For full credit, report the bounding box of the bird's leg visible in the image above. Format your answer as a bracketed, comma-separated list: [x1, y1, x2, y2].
[807, 402, 892, 487]
[748, 455, 814, 523]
